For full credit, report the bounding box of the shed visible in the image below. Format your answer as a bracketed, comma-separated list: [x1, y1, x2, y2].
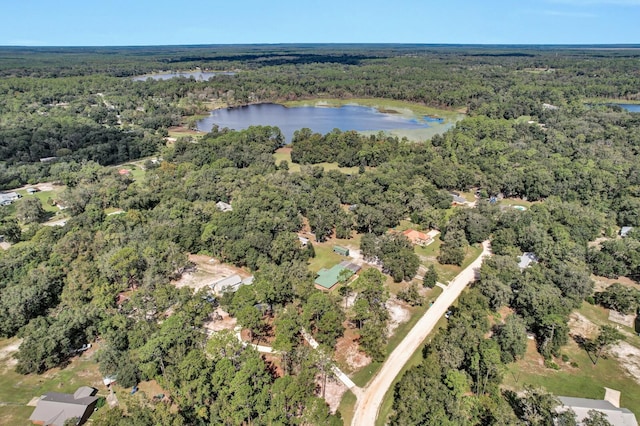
[29, 386, 99, 426]
[298, 236, 309, 246]
[620, 227, 634, 238]
[216, 201, 233, 212]
[333, 246, 349, 256]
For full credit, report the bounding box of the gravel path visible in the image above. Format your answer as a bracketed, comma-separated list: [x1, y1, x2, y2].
[351, 241, 492, 425]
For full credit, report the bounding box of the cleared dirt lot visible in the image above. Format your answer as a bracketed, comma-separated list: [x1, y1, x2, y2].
[172, 254, 251, 292]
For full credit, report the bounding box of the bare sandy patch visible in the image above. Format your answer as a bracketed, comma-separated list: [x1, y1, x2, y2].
[0, 242, 11, 250]
[568, 312, 599, 338]
[0, 338, 22, 370]
[203, 308, 237, 333]
[386, 298, 411, 337]
[593, 275, 638, 292]
[609, 310, 636, 328]
[609, 341, 640, 385]
[335, 329, 371, 374]
[172, 254, 250, 292]
[321, 376, 348, 414]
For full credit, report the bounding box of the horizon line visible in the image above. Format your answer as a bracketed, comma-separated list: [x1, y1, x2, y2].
[1, 42, 640, 49]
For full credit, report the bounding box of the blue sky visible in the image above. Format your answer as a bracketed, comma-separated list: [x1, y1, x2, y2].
[1, 0, 638, 46]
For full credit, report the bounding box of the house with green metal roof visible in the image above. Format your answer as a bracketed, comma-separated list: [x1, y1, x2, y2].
[314, 261, 361, 290]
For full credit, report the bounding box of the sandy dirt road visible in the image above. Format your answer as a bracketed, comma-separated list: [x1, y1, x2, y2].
[351, 241, 492, 425]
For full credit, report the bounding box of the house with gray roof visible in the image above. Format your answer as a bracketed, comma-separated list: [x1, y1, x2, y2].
[518, 252, 538, 270]
[29, 386, 99, 426]
[620, 226, 634, 238]
[0, 191, 21, 206]
[210, 274, 254, 294]
[557, 390, 638, 426]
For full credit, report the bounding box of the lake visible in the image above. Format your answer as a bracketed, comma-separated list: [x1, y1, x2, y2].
[614, 104, 640, 113]
[132, 71, 235, 81]
[196, 103, 453, 142]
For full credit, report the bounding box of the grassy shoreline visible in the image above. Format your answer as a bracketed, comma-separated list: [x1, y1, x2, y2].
[280, 98, 463, 121]
[584, 97, 640, 105]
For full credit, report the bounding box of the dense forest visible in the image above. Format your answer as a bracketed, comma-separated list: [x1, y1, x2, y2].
[1, 45, 640, 425]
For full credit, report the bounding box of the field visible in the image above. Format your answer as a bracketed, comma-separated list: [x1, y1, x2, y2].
[273, 147, 362, 175]
[503, 302, 640, 418]
[0, 338, 106, 426]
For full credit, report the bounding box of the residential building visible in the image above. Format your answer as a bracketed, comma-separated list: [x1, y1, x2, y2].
[29, 386, 99, 426]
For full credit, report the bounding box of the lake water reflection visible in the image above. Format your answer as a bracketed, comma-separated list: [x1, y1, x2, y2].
[132, 71, 235, 81]
[196, 103, 448, 142]
[614, 104, 640, 113]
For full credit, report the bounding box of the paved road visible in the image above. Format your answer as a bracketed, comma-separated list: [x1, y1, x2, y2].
[351, 241, 492, 426]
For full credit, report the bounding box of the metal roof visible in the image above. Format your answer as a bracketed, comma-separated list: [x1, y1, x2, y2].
[558, 397, 638, 426]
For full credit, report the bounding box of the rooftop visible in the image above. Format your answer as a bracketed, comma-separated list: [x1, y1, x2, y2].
[558, 396, 637, 426]
[315, 261, 361, 290]
[29, 386, 99, 426]
[518, 252, 538, 270]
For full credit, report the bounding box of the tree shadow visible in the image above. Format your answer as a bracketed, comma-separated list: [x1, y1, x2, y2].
[571, 334, 596, 365]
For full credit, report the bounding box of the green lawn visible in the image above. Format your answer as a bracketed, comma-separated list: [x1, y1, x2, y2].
[503, 301, 640, 418]
[414, 238, 441, 259]
[16, 187, 64, 214]
[273, 149, 362, 175]
[307, 245, 346, 274]
[503, 339, 640, 419]
[0, 338, 105, 425]
[281, 98, 462, 121]
[426, 243, 483, 283]
[337, 390, 357, 426]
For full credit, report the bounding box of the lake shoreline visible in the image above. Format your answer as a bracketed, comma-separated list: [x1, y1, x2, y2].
[195, 100, 462, 142]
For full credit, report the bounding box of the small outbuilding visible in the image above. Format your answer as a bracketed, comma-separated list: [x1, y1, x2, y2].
[620, 226, 634, 238]
[215, 201, 233, 212]
[333, 246, 350, 256]
[29, 386, 99, 426]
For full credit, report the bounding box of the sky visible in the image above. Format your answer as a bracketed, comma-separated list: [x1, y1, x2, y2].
[1, 0, 638, 46]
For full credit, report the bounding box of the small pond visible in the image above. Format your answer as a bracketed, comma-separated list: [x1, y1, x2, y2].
[613, 104, 640, 113]
[196, 103, 453, 142]
[132, 71, 235, 81]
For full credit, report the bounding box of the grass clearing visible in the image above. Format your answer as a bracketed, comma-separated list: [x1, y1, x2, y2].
[273, 148, 362, 174]
[503, 338, 640, 418]
[0, 338, 105, 425]
[307, 245, 345, 274]
[504, 300, 640, 418]
[282, 98, 462, 121]
[430, 243, 483, 283]
[337, 390, 357, 426]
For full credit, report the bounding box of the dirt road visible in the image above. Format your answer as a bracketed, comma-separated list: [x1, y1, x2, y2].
[351, 241, 491, 425]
